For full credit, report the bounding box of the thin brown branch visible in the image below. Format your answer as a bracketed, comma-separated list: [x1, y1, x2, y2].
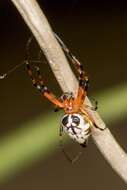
[11, 0, 127, 183]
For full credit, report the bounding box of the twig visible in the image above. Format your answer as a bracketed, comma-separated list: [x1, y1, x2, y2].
[11, 0, 127, 183]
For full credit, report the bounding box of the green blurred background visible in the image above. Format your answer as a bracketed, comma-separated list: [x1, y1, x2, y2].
[0, 0, 127, 189]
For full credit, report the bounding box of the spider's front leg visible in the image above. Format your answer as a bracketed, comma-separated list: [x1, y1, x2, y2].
[74, 71, 89, 110]
[25, 60, 64, 108]
[25, 35, 65, 109]
[55, 33, 89, 108]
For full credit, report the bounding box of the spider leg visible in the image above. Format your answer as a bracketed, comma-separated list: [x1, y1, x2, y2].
[92, 100, 98, 111]
[26, 35, 44, 65]
[85, 99, 98, 111]
[35, 65, 65, 110]
[25, 35, 64, 108]
[0, 35, 40, 80]
[89, 97, 98, 110]
[93, 122, 106, 131]
[81, 108, 106, 131]
[26, 35, 33, 61]
[25, 60, 63, 108]
[34, 65, 44, 86]
[55, 33, 89, 89]
[55, 33, 89, 109]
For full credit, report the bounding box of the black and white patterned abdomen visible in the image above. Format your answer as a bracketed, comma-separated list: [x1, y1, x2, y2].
[61, 113, 91, 144]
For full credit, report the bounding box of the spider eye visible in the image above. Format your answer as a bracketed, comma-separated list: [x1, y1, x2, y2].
[72, 115, 80, 125]
[61, 115, 69, 126]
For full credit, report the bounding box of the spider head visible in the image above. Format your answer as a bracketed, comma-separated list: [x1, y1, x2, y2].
[60, 92, 75, 113]
[61, 113, 91, 145]
[60, 92, 74, 101]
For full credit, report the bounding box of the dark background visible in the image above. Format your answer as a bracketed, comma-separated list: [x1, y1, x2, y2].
[0, 0, 127, 189]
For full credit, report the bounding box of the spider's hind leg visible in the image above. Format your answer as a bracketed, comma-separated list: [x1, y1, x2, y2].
[93, 122, 106, 131]
[85, 99, 98, 112]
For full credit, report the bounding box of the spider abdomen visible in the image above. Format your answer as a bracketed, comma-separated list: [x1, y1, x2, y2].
[61, 113, 91, 145]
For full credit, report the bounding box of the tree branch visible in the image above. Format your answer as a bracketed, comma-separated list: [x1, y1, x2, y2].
[11, 0, 127, 183]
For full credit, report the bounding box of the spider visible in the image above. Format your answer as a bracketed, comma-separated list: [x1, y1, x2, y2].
[0, 33, 104, 163]
[25, 33, 104, 162]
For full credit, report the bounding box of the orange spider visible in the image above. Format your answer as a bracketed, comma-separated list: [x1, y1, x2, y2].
[0, 33, 104, 162]
[25, 34, 103, 156]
